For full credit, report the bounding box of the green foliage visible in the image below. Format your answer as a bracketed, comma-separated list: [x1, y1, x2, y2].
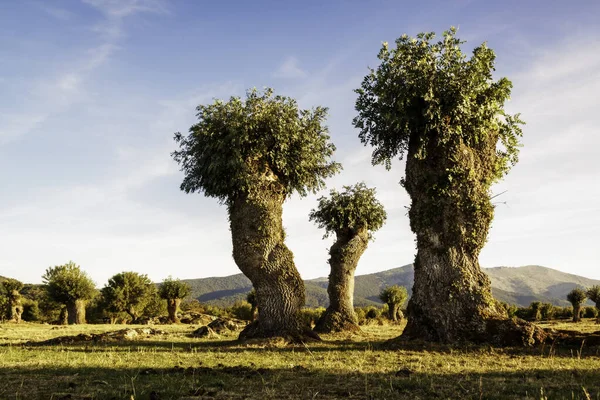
[230, 301, 253, 321]
[21, 298, 40, 322]
[583, 306, 598, 319]
[159, 277, 191, 300]
[586, 285, 600, 307]
[172, 88, 341, 204]
[1, 278, 24, 298]
[379, 285, 408, 307]
[567, 288, 587, 307]
[540, 303, 555, 320]
[101, 272, 155, 320]
[353, 27, 523, 179]
[300, 307, 326, 327]
[529, 301, 542, 321]
[309, 182, 387, 239]
[143, 288, 168, 318]
[42, 262, 96, 305]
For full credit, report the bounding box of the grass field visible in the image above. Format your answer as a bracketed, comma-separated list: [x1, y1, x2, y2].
[1, 320, 599, 399]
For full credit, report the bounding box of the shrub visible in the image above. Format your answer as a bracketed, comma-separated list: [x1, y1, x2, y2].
[300, 307, 325, 327]
[229, 301, 253, 321]
[540, 303, 555, 321]
[583, 306, 598, 319]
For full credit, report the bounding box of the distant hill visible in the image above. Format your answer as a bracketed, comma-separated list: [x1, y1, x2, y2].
[182, 265, 600, 308]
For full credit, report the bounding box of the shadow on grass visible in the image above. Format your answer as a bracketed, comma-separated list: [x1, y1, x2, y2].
[1, 362, 599, 400]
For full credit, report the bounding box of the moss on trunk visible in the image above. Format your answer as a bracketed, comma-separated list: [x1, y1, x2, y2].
[314, 228, 368, 333]
[230, 187, 315, 341]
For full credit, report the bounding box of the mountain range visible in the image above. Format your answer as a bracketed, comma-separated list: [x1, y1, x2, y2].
[181, 265, 600, 308]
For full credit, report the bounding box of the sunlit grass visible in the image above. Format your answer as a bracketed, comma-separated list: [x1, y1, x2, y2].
[0, 320, 599, 399]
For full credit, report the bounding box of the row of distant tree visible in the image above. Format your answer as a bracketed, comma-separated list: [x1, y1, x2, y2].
[0, 261, 191, 324]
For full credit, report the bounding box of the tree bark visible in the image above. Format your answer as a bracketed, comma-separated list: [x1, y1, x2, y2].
[573, 305, 581, 323]
[314, 229, 368, 333]
[230, 188, 315, 341]
[66, 299, 86, 325]
[400, 133, 545, 345]
[167, 298, 181, 323]
[388, 303, 400, 322]
[9, 290, 23, 323]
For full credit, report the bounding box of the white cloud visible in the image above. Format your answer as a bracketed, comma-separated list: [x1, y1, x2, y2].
[274, 56, 307, 79]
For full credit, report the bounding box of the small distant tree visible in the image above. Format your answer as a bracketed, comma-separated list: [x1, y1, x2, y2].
[43, 262, 96, 324]
[529, 301, 542, 321]
[540, 303, 555, 321]
[309, 183, 387, 333]
[379, 285, 408, 321]
[101, 272, 154, 323]
[246, 289, 258, 321]
[159, 277, 191, 323]
[586, 285, 600, 324]
[1, 279, 24, 323]
[566, 288, 587, 323]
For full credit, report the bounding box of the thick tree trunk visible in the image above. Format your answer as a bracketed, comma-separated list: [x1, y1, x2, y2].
[167, 298, 181, 323]
[230, 190, 315, 341]
[66, 299, 86, 325]
[9, 291, 23, 323]
[314, 229, 368, 333]
[59, 307, 68, 325]
[127, 307, 139, 324]
[400, 133, 545, 345]
[388, 303, 400, 322]
[573, 305, 581, 322]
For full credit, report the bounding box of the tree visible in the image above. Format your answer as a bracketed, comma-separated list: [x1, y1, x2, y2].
[172, 88, 340, 340]
[529, 301, 542, 321]
[567, 288, 587, 322]
[1, 278, 24, 323]
[353, 28, 541, 344]
[101, 272, 155, 323]
[159, 277, 191, 323]
[309, 183, 386, 332]
[42, 262, 96, 324]
[586, 286, 600, 323]
[379, 285, 408, 321]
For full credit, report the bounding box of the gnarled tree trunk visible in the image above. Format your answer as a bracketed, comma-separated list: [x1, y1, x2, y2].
[167, 298, 181, 323]
[401, 133, 545, 345]
[230, 188, 314, 341]
[314, 228, 368, 333]
[9, 290, 23, 323]
[572, 305, 582, 323]
[66, 299, 86, 325]
[387, 302, 401, 322]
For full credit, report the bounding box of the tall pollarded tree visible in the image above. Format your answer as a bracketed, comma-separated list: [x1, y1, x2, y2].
[43, 262, 96, 324]
[1, 278, 24, 323]
[567, 288, 587, 323]
[309, 183, 386, 333]
[587, 286, 600, 324]
[353, 28, 544, 344]
[172, 88, 340, 340]
[101, 272, 155, 323]
[159, 277, 191, 323]
[379, 285, 408, 322]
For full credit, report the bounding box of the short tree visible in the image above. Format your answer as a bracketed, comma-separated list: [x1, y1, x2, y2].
[529, 301, 542, 321]
[101, 272, 155, 323]
[586, 285, 600, 324]
[1, 278, 24, 323]
[309, 183, 386, 333]
[566, 288, 587, 323]
[379, 285, 408, 321]
[42, 262, 96, 324]
[540, 303, 555, 321]
[354, 28, 532, 343]
[172, 88, 340, 340]
[159, 277, 191, 323]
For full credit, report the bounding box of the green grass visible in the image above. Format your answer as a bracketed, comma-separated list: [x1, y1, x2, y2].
[1, 320, 600, 399]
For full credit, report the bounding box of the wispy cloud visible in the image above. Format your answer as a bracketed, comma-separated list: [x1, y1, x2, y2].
[274, 56, 307, 79]
[83, 0, 167, 39]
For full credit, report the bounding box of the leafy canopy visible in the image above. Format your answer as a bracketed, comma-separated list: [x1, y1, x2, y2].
[379, 285, 408, 307]
[566, 288, 587, 306]
[101, 272, 155, 316]
[353, 27, 523, 181]
[159, 277, 191, 300]
[309, 182, 387, 239]
[587, 285, 600, 306]
[42, 262, 96, 304]
[172, 88, 341, 204]
[1, 278, 24, 299]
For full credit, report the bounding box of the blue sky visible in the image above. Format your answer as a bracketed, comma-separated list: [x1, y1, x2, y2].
[1, 0, 599, 285]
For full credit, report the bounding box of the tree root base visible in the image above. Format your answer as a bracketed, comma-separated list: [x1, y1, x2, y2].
[314, 312, 361, 334]
[238, 321, 321, 344]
